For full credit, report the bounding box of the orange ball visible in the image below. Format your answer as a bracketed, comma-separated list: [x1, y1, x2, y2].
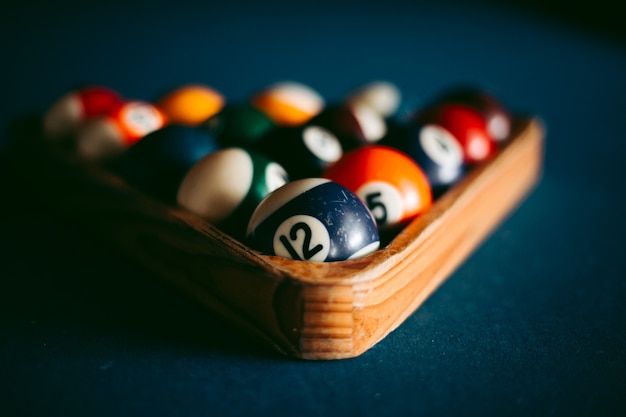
[157, 84, 225, 126]
[324, 145, 432, 229]
[251, 81, 324, 126]
[76, 100, 167, 160]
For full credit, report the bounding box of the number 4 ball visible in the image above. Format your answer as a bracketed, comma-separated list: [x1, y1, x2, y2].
[382, 122, 466, 197]
[246, 178, 380, 262]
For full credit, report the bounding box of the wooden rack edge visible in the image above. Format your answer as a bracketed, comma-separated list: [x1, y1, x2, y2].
[7, 116, 545, 360]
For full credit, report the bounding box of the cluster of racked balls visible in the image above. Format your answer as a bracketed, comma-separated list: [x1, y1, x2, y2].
[42, 81, 512, 262]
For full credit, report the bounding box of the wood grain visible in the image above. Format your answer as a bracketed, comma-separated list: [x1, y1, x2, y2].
[7, 116, 544, 359]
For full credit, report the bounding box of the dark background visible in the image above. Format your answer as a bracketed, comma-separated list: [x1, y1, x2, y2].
[1, 1, 625, 416]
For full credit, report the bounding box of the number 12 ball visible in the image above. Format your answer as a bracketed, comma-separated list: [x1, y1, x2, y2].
[246, 178, 380, 262]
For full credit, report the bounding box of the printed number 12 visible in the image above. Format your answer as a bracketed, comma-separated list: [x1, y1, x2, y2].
[279, 222, 324, 260]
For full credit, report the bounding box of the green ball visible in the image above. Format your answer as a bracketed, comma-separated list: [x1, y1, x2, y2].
[204, 103, 276, 147]
[177, 147, 289, 240]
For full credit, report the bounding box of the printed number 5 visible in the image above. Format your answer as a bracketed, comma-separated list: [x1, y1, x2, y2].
[366, 192, 387, 225]
[357, 181, 403, 227]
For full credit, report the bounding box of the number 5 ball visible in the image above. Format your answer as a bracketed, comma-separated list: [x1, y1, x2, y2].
[323, 146, 432, 229]
[246, 178, 380, 262]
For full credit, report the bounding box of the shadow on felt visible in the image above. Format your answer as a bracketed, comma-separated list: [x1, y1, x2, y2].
[0, 119, 285, 361]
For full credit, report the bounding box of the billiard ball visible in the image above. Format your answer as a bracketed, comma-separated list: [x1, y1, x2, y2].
[415, 104, 497, 164]
[121, 124, 220, 203]
[323, 145, 432, 229]
[76, 100, 167, 160]
[203, 103, 275, 148]
[177, 147, 289, 239]
[252, 124, 343, 179]
[430, 86, 512, 142]
[344, 81, 402, 118]
[246, 178, 380, 262]
[157, 84, 224, 126]
[251, 81, 324, 126]
[309, 102, 387, 150]
[381, 121, 466, 197]
[43, 85, 123, 139]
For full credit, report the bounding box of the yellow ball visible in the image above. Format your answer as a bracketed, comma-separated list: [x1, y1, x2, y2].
[157, 84, 225, 126]
[251, 81, 324, 126]
[345, 81, 401, 118]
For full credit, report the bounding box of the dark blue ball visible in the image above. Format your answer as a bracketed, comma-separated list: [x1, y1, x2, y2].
[382, 121, 467, 197]
[252, 124, 343, 180]
[121, 124, 220, 203]
[246, 179, 380, 262]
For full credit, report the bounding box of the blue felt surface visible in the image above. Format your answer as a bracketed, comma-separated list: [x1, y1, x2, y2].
[1, 1, 625, 416]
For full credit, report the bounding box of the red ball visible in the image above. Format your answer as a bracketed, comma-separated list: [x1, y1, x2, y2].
[76, 100, 167, 160]
[43, 85, 123, 139]
[432, 87, 512, 142]
[323, 145, 432, 229]
[416, 104, 497, 164]
[80, 86, 124, 118]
